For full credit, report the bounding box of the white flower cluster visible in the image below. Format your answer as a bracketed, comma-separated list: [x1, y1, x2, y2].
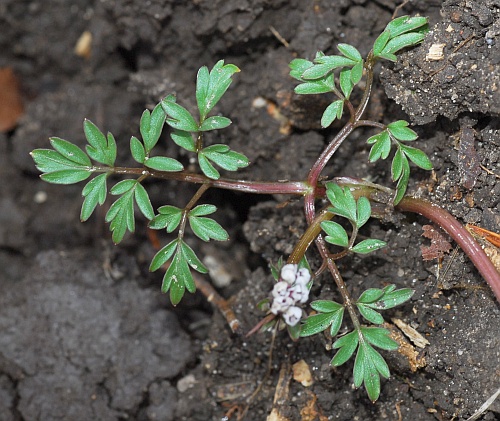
[270, 264, 311, 326]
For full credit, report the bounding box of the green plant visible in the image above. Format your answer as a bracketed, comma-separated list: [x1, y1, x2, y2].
[31, 15, 500, 403]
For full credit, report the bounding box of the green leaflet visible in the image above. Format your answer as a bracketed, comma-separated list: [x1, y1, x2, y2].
[81, 173, 108, 221]
[105, 179, 154, 243]
[84, 119, 116, 167]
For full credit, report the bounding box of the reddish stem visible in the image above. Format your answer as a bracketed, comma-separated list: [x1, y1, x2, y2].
[397, 197, 500, 303]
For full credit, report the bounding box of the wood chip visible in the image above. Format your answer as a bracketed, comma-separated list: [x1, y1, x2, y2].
[292, 359, 313, 387]
[392, 318, 430, 349]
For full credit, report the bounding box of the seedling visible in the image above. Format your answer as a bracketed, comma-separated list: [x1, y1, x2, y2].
[31, 16, 500, 403]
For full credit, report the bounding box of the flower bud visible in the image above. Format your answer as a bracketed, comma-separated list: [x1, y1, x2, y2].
[283, 306, 302, 326]
[272, 281, 290, 299]
[280, 264, 298, 284]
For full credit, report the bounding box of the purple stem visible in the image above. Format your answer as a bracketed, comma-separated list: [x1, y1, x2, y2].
[397, 197, 500, 303]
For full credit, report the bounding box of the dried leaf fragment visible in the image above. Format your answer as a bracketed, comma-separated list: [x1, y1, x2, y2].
[420, 224, 452, 260]
[0, 68, 24, 132]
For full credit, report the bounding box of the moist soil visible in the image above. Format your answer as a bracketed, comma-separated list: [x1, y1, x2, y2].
[1, 1, 499, 420]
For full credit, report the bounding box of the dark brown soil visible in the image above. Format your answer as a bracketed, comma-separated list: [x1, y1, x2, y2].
[1, 1, 499, 420]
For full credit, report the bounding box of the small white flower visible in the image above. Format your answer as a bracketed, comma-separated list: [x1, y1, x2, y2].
[295, 268, 311, 286]
[283, 306, 302, 326]
[280, 264, 298, 284]
[270, 295, 294, 314]
[289, 283, 309, 304]
[272, 281, 289, 299]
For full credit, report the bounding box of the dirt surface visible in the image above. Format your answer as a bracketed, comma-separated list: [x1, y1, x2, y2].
[1, 1, 499, 420]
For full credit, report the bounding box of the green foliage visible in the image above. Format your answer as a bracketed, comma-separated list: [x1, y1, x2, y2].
[300, 300, 344, 337]
[196, 60, 240, 121]
[373, 16, 428, 62]
[84, 119, 117, 167]
[356, 284, 414, 323]
[321, 100, 344, 128]
[160, 62, 249, 180]
[149, 238, 208, 305]
[323, 183, 387, 255]
[290, 44, 365, 128]
[81, 173, 108, 221]
[367, 120, 432, 204]
[330, 292, 410, 402]
[31, 137, 93, 184]
[198, 144, 249, 180]
[188, 205, 229, 242]
[105, 179, 154, 243]
[31, 16, 431, 404]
